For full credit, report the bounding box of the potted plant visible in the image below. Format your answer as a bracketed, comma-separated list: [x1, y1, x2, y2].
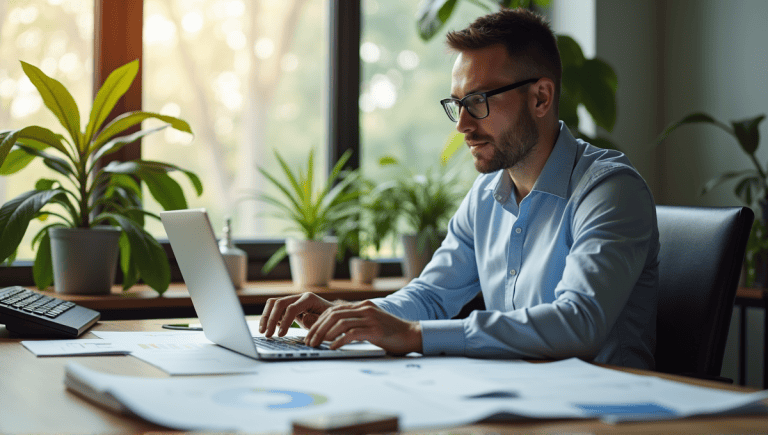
[374, 145, 466, 281]
[654, 112, 766, 286]
[345, 178, 399, 284]
[256, 148, 359, 287]
[0, 60, 201, 295]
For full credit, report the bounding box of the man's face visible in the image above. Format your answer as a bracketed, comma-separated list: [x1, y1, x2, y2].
[450, 45, 539, 173]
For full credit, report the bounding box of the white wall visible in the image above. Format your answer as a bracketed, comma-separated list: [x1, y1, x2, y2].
[594, 0, 768, 387]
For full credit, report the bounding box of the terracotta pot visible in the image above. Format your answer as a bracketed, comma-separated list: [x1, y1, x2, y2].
[350, 257, 380, 284]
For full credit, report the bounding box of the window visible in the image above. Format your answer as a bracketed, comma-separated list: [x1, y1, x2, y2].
[141, 0, 329, 240]
[0, 0, 93, 261]
[359, 0, 481, 256]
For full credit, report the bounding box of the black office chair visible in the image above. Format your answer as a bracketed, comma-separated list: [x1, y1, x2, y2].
[654, 205, 754, 381]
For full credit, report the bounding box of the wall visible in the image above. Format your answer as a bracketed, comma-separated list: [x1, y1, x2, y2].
[594, 0, 768, 387]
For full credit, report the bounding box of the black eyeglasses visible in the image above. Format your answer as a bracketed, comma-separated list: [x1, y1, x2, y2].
[440, 78, 540, 122]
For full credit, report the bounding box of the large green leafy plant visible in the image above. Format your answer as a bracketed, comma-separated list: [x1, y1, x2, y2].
[0, 60, 201, 295]
[256, 148, 360, 273]
[654, 112, 766, 285]
[417, 0, 619, 150]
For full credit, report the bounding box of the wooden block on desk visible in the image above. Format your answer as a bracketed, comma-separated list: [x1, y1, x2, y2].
[292, 410, 398, 435]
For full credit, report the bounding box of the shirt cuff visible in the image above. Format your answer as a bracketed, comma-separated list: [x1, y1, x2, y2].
[420, 319, 466, 356]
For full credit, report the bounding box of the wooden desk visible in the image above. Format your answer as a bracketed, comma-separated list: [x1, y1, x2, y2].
[1, 318, 767, 434]
[45, 278, 406, 320]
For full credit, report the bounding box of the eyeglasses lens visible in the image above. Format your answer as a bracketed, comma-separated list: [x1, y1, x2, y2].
[444, 101, 461, 122]
[465, 95, 488, 119]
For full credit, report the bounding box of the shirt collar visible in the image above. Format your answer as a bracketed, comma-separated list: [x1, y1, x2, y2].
[486, 121, 577, 201]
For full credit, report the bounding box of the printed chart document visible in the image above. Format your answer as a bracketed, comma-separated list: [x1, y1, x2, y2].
[91, 322, 307, 375]
[21, 339, 131, 357]
[64, 357, 768, 433]
[91, 330, 262, 375]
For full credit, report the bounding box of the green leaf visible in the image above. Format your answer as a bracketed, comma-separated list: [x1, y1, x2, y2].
[98, 213, 170, 294]
[273, 149, 306, 204]
[379, 156, 399, 166]
[416, 0, 458, 41]
[118, 232, 140, 290]
[31, 222, 66, 248]
[18, 125, 69, 156]
[0, 130, 14, 168]
[138, 170, 187, 210]
[0, 132, 49, 175]
[579, 59, 617, 132]
[330, 149, 354, 182]
[105, 159, 202, 197]
[35, 179, 58, 190]
[20, 61, 81, 148]
[0, 189, 64, 263]
[557, 35, 586, 68]
[33, 230, 54, 290]
[84, 60, 139, 147]
[262, 245, 287, 275]
[734, 176, 762, 206]
[258, 165, 303, 216]
[558, 85, 581, 131]
[91, 111, 193, 152]
[91, 125, 168, 164]
[701, 170, 757, 195]
[653, 112, 723, 147]
[110, 173, 142, 196]
[732, 114, 765, 155]
[14, 144, 75, 178]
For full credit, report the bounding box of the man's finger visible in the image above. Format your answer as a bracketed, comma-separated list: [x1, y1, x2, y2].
[322, 317, 369, 344]
[306, 306, 371, 347]
[278, 297, 310, 336]
[329, 327, 366, 350]
[264, 296, 298, 337]
[259, 298, 276, 334]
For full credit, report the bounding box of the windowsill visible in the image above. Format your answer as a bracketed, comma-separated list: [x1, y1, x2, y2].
[19, 278, 408, 321]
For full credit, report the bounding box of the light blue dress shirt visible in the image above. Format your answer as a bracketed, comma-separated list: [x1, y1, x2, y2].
[371, 122, 659, 369]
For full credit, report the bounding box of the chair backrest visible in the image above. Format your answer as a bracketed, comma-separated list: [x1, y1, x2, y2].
[655, 205, 754, 378]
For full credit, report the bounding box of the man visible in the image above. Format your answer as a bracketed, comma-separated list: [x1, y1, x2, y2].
[259, 8, 659, 369]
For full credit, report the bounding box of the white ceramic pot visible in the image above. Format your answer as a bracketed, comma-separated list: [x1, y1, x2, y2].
[285, 238, 338, 287]
[350, 257, 380, 284]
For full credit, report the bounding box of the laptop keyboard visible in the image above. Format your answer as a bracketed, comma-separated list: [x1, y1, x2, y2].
[254, 336, 331, 351]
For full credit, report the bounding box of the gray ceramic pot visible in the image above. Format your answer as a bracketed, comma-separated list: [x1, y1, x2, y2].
[49, 226, 121, 295]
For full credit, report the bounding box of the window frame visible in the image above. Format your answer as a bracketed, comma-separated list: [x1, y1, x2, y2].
[0, 0, 405, 287]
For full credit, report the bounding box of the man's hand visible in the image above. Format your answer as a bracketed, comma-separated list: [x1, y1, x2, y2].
[259, 293, 335, 337]
[304, 300, 423, 355]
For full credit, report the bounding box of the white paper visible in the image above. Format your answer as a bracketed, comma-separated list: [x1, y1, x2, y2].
[21, 339, 131, 356]
[64, 357, 768, 433]
[65, 361, 489, 433]
[91, 322, 307, 375]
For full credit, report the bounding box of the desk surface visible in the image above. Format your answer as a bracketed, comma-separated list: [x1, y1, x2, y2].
[1, 318, 767, 434]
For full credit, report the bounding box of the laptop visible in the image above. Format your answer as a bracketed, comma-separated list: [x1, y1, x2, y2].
[160, 208, 386, 360]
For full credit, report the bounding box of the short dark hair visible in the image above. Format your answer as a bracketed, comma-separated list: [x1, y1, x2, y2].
[446, 8, 561, 110]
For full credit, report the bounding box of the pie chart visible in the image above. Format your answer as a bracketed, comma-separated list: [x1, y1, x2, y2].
[213, 387, 328, 410]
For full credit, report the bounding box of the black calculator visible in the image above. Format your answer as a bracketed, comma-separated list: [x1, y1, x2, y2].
[0, 286, 100, 338]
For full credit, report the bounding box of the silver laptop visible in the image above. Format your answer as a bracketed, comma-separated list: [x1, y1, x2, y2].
[160, 208, 386, 360]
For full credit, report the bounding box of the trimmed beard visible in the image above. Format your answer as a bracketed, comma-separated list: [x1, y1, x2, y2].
[470, 104, 540, 174]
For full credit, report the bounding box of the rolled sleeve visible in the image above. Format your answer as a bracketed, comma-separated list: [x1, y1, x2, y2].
[420, 319, 466, 356]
